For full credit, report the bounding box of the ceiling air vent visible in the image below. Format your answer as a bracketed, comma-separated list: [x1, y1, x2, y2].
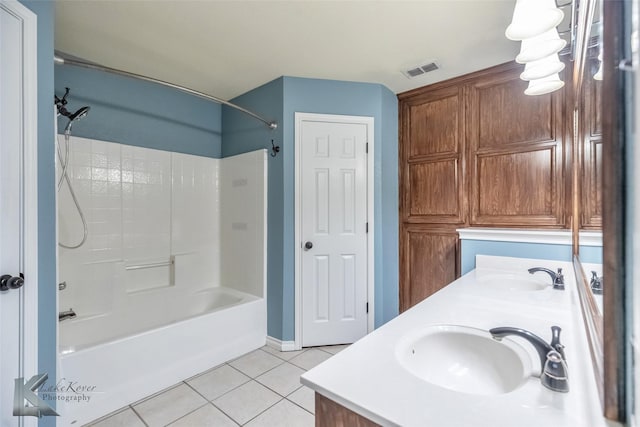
[402, 61, 440, 79]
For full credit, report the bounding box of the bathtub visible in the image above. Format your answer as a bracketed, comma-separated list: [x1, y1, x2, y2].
[57, 286, 266, 426]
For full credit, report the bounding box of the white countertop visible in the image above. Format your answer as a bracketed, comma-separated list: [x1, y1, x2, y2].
[301, 255, 612, 427]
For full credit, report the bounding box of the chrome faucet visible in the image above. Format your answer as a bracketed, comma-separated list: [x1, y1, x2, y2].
[528, 267, 564, 290]
[490, 326, 568, 393]
[59, 309, 76, 322]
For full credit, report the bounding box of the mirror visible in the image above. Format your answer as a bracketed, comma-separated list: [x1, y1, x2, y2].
[573, 0, 627, 420]
[576, 0, 603, 310]
[572, 0, 604, 410]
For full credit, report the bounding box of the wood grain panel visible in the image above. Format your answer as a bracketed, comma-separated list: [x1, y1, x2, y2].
[401, 229, 458, 311]
[475, 77, 554, 149]
[409, 94, 459, 157]
[408, 159, 459, 217]
[591, 78, 602, 137]
[581, 76, 603, 229]
[315, 393, 380, 427]
[477, 149, 553, 216]
[581, 138, 603, 228]
[467, 63, 566, 227]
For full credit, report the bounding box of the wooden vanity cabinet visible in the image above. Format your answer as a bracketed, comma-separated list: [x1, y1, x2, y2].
[399, 61, 569, 312]
[315, 393, 380, 427]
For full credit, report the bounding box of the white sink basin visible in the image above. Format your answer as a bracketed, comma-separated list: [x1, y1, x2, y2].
[396, 325, 533, 396]
[476, 273, 547, 291]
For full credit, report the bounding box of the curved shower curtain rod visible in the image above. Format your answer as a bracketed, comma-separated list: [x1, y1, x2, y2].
[53, 52, 278, 130]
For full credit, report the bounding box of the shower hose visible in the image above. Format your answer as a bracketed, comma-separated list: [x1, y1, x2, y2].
[57, 132, 88, 249]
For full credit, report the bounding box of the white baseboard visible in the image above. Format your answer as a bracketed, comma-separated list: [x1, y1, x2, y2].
[266, 336, 297, 352]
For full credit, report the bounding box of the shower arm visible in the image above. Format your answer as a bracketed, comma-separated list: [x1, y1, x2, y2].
[53, 52, 278, 131]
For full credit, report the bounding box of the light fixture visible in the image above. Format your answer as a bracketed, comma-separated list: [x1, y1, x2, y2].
[505, 0, 565, 41]
[524, 73, 565, 95]
[594, 51, 603, 80]
[520, 54, 566, 81]
[516, 28, 568, 63]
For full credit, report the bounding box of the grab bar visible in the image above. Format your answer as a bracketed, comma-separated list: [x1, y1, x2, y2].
[125, 257, 175, 271]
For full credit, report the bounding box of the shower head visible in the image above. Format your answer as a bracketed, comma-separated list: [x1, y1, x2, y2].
[69, 106, 90, 122]
[63, 106, 90, 134]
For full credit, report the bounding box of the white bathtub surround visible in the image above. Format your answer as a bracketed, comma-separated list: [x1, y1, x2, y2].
[56, 138, 267, 426]
[301, 255, 610, 426]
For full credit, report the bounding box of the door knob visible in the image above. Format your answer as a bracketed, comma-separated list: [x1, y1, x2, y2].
[1, 274, 24, 291]
[304, 241, 313, 250]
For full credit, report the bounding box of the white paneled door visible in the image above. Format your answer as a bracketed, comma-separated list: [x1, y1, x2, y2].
[297, 114, 372, 347]
[0, 2, 38, 426]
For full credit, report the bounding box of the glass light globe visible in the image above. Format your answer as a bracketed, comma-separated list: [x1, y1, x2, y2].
[520, 54, 565, 81]
[506, 0, 564, 41]
[516, 29, 567, 63]
[524, 73, 565, 96]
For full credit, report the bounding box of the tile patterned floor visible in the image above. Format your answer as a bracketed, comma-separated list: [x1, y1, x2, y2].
[87, 344, 349, 427]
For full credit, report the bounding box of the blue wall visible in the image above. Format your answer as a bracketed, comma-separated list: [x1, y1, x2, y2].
[18, 1, 56, 425]
[222, 78, 284, 339]
[461, 239, 603, 275]
[380, 87, 399, 325]
[223, 76, 399, 341]
[55, 65, 222, 157]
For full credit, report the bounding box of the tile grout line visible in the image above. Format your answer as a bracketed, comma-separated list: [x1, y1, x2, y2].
[158, 399, 215, 427]
[207, 390, 254, 426]
[228, 350, 286, 379]
[237, 396, 285, 426]
[254, 372, 306, 399]
[187, 364, 250, 404]
[182, 361, 228, 383]
[284, 395, 314, 417]
[87, 346, 326, 426]
[129, 404, 150, 427]
[182, 379, 212, 402]
[130, 382, 184, 407]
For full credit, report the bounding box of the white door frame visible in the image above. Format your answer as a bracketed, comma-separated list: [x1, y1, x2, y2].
[294, 112, 374, 350]
[0, 1, 39, 425]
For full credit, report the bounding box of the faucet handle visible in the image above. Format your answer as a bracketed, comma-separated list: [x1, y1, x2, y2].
[590, 271, 603, 294]
[554, 268, 565, 289]
[550, 326, 565, 360]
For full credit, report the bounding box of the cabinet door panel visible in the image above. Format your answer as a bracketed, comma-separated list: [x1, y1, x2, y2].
[477, 148, 554, 216]
[400, 85, 465, 224]
[408, 159, 461, 219]
[581, 76, 602, 229]
[408, 94, 460, 157]
[476, 78, 555, 149]
[468, 67, 567, 227]
[400, 228, 459, 311]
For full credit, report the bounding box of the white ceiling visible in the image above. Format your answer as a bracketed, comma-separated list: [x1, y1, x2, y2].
[55, 1, 519, 100]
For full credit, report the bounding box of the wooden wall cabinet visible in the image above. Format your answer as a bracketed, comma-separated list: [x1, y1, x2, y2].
[580, 74, 603, 229]
[399, 62, 570, 312]
[399, 81, 466, 312]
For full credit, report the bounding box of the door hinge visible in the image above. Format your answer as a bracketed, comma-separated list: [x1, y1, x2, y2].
[366, 222, 369, 233]
[366, 302, 369, 313]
